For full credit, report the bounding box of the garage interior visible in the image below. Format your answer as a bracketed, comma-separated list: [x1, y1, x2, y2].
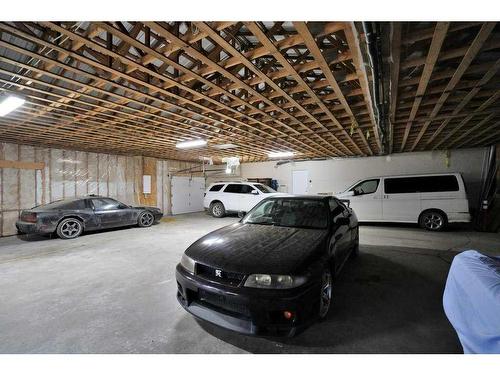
[0, 21, 499, 353]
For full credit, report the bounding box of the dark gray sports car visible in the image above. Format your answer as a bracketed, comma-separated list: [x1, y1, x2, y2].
[16, 196, 163, 239]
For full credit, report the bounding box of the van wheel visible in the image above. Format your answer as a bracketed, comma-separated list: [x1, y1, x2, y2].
[210, 202, 226, 218]
[419, 210, 447, 231]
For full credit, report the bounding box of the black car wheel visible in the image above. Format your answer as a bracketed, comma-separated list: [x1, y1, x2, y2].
[419, 210, 447, 231]
[56, 218, 83, 239]
[138, 211, 155, 227]
[210, 202, 226, 218]
[318, 268, 333, 319]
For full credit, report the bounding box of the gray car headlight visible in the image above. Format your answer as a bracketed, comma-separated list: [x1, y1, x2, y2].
[180, 253, 195, 274]
[244, 274, 307, 289]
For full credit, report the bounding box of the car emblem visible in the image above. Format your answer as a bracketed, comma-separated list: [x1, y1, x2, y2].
[215, 269, 222, 278]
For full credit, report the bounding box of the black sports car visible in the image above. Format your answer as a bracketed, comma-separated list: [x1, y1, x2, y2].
[16, 196, 163, 239]
[176, 195, 359, 337]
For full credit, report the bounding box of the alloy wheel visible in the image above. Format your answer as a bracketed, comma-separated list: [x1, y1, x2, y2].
[423, 213, 443, 230]
[140, 212, 154, 226]
[60, 220, 81, 238]
[319, 270, 332, 318]
[212, 204, 222, 217]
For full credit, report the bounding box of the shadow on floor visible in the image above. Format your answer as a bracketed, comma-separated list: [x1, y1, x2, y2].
[181, 246, 462, 353]
[359, 221, 474, 232]
[15, 222, 162, 242]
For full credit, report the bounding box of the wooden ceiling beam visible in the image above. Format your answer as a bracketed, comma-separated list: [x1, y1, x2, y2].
[144, 22, 341, 157]
[342, 22, 381, 153]
[244, 21, 358, 156]
[293, 21, 371, 155]
[431, 91, 500, 149]
[400, 22, 450, 151]
[410, 23, 497, 151]
[389, 22, 402, 153]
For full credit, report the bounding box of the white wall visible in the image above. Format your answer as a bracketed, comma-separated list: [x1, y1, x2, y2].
[241, 148, 488, 210]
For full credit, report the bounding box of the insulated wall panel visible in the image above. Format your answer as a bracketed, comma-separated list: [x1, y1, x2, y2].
[50, 149, 64, 201]
[75, 151, 88, 196]
[87, 153, 98, 195]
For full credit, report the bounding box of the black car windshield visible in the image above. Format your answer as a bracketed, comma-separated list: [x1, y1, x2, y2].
[242, 198, 328, 229]
[254, 184, 277, 193]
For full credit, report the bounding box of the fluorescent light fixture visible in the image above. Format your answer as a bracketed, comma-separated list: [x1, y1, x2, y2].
[0, 96, 25, 116]
[268, 151, 294, 158]
[175, 139, 207, 149]
[212, 143, 238, 150]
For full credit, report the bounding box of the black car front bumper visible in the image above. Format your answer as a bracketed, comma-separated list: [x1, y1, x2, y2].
[176, 264, 320, 337]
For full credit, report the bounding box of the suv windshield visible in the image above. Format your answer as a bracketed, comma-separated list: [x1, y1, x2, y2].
[242, 198, 328, 229]
[254, 184, 276, 193]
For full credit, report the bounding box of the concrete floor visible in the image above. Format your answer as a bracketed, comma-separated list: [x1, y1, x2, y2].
[0, 213, 498, 353]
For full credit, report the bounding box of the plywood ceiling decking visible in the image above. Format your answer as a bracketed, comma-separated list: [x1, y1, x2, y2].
[389, 22, 500, 153]
[0, 21, 498, 162]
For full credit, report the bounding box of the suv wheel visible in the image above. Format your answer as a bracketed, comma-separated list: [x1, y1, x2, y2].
[56, 218, 83, 239]
[419, 210, 447, 231]
[210, 202, 226, 218]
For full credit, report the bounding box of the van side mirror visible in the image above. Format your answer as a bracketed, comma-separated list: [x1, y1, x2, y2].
[238, 211, 247, 218]
[251, 190, 259, 195]
[345, 190, 355, 197]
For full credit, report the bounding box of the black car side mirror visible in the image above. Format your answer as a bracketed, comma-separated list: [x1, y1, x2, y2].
[340, 199, 350, 207]
[335, 217, 350, 226]
[238, 211, 247, 218]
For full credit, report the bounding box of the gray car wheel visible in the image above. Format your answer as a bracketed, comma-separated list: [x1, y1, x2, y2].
[319, 268, 333, 319]
[419, 210, 447, 231]
[56, 218, 83, 239]
[210, 202, 226, 218]
[138, 211, 155, 227]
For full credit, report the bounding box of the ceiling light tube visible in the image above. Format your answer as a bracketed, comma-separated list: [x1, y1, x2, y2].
[175, 139, 207, 149]
[0, 96, 25, 117]
[268, 151, 294, 158]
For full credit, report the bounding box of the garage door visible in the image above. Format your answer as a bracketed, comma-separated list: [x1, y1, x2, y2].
[171, 176, 205, 215]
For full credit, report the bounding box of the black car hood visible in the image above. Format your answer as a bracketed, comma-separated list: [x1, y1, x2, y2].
[185, 223, 328, 275]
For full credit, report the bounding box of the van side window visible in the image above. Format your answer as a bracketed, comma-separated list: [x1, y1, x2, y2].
[385, 175, 459, 194]
[350, 179, 379, 196]
[209, 184, 224, 192]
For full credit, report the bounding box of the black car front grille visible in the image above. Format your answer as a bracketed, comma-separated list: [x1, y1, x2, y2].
[196, 263, 245, 286]
[197, 289, 250, 317]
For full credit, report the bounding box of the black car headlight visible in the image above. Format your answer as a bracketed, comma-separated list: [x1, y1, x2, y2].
[180, 254, 195, 274]
[244, 274, 307, 289]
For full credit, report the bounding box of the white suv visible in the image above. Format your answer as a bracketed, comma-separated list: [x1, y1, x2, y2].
[204, 182, 284, 217]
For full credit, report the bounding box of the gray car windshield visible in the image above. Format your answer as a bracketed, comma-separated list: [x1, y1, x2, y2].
[243, 198, 328, 229]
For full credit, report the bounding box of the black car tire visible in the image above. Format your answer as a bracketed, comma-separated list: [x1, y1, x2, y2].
[210, 202, 226, 218]
[318, 267, 333, 319]
[419, 210, 447, 231]
[138, 211, 155, 227]
[56, 218, 83, 239]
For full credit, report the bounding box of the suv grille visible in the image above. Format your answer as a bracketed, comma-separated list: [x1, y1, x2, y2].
[196, 263, 245, 286]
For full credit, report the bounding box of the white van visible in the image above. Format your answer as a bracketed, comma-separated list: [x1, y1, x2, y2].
[335, 173, 471, 231]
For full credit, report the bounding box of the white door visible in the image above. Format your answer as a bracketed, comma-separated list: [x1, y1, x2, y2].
[382, 177, 421, 222]
[292, 170, 309, 194]
[347, 178, 383, 221]
[171, 176, 205, 215]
